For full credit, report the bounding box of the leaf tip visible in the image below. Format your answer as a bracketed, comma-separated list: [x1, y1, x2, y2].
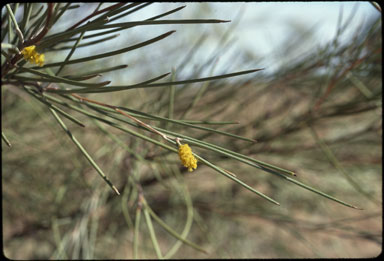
[113, 186, 120, 195]
[100, 81, 111, 86]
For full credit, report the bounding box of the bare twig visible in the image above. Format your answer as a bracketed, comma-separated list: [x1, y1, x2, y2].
[70, 93, 174, 143]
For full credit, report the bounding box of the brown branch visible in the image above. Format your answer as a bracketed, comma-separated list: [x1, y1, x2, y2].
[314, 47, 381, 111]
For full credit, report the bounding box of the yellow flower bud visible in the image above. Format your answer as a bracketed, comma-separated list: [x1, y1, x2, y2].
[21, 45, 36, 59]
[178, 143, 197, 172]
[21, 45, 45, 67]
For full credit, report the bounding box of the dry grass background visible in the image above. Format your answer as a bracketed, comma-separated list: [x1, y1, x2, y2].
[2, 3, 382, 259]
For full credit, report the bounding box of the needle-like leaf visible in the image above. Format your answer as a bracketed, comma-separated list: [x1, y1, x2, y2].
[48, 107, 120, 195]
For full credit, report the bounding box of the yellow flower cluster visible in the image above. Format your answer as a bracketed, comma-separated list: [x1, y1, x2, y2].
[178, 144, 197, 172]
[21, 45, 45, 66]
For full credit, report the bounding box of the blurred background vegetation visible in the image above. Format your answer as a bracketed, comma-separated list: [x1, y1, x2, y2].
[2, 2, 382, 259]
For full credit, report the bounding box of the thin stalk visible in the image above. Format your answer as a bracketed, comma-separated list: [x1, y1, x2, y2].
[65, 3, 126, 31]
[14, 66, 111, 87]
[55, 68, 264, 93]
[163, 180, 196, 258]
[7, 7, 14, 44]
[94, 120, 146, 162]
[48, 108, 120, 195]
[6, 4, 24, 45]
[267, 167, 361, 209]
[37, 31, 176, 68]
[69, 93, 172, 142]
[48, 34, 120, 51]
[51, 3, 71, 27]
[145, 199, 207, 255]
[60, 64, 128, 79]
[181, 59, 218, 119]
[19, 3, 33, 35]
[24, 87, 85, 127]
[143, 203, 163, 259]
[108, 3, 153, 23]
[194, 154, 281, 206]
[95, 19, 230, 30]
[2, 131, 12, 147]
[308, 124, 379, 205]
[56, 30, 86, 76]
[347, 71, 373, 98]
[121, 186, 134, 229]
[23, 4, 45, 40]
[133, 205, 142, 259]
[167, 69, 176, 129]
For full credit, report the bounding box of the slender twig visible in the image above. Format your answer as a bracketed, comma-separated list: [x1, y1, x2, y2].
[70, 93, 175, 143]
[65, 3, 126, 31]
[2, 132, 12, 147]
[25, 3, 53, 46]
[5, 4, 24, 45]
[48, 107, 120, 195]
[314, 47, 381, 111]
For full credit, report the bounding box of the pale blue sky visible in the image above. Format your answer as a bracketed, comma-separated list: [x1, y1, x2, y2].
[117, 2, 379, 76]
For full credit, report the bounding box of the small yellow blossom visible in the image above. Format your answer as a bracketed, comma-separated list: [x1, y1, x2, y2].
[178, 143, 197, 172]
[21, 45, 45, 66]
[35, 53, 45, 67]
[21, 45, 36, 58]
